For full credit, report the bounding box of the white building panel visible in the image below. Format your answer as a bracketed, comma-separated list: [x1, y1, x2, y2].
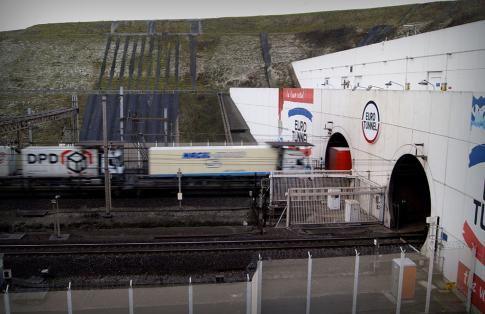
[292, 21, 485, 93]
[229, 88, 279, 143]
[444, 138, 470, 193]
[427, 134, 448, 184]
[429, 93, 452, 136]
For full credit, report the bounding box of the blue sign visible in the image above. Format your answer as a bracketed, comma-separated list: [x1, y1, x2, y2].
[469, 144, 485, 168]
[182, 152, 210, 159]
[471, 96, 485, 130]
[288, 108, 313, 121]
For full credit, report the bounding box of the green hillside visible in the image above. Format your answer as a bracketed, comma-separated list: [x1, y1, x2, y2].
[0, 0, 484, 144]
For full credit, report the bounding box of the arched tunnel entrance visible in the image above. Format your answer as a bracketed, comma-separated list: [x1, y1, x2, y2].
[325, 133, 352, 170]
[389, 154, 431, 231]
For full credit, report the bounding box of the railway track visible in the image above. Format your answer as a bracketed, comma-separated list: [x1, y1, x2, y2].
[0, 233, 425, 255]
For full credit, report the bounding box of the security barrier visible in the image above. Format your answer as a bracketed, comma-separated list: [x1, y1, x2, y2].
[286, 186, 385, 226]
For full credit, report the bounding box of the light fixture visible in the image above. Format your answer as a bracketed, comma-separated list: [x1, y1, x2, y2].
[418, 80, 436, 90]
[324, 121, 333, 135]
[321, 82, 334, 88]
[352, 85, 366, 91]
[366, 85, 383, 91]
[385, 81, 404, 89]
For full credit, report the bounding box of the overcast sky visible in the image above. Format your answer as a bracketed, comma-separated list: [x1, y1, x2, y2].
[0, 0, 450, 31]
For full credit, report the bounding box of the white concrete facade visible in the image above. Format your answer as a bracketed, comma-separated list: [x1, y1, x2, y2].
[292, 21, 485, 93]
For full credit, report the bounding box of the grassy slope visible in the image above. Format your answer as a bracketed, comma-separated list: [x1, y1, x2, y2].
[0, 0, 484, 144]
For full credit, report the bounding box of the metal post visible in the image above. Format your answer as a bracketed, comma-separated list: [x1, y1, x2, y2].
[188, 277, 193, 314]
[128, 280, 134, 314]
[425, 220, 437, 313]
[120, 87, 124, 142]
[352, 250, 360, 314]
[246, 274, 251, 314]
[306, 252, 312, 314]
[466, 246, 477, 313]
[256, 255, 262, 314]
[27, 108, 32, 144]
[55, 195, 60, 238]
[67, 282, 73, 314]
[102, 95, 112, 218]
[71, 94, 79, 143]
[257, 255, 263, 314]
[51, 198, 58, 236]
[396, 248, 405, 314]
[177, 168, 182, 209]
[164, 107, 168, 145]
[286, 192, 290, 228]
[3, 285, 10, 314]
[373, 239, 378, 273]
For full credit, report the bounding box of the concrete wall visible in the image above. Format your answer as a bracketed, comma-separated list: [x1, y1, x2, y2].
[292, 21, 485, 93]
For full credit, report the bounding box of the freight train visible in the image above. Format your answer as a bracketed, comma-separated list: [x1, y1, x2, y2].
[0, 144, 310, 185]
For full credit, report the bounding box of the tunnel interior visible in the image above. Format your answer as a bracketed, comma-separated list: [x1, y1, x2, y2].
[389, 154, 431, 230]
[325, 132, 350, 169]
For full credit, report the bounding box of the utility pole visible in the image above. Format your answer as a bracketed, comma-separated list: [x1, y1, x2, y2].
[71, 94, 79, 143]
[119, 86, 124, 142]
[27, 108, 33, 144]
[102, 95, 112, 218]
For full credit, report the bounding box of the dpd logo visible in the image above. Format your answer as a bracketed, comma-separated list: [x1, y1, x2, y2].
[61, 150, 93, 173]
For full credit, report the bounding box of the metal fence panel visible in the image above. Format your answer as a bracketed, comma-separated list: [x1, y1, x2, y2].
[269, 170, 376, 206]
[287, 186, 385, 225]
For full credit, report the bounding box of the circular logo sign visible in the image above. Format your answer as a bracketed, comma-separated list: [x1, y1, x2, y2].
[362, 101, 380, 144]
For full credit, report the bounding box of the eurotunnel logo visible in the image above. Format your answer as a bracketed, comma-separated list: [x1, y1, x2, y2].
[289, 108, 313, 142]
[182, 152, 210, 159]
[362, 101, 380, 144]
[60, 150, 93, 173]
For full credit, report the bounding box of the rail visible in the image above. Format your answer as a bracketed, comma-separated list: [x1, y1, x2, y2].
[0, 234, 425, 255]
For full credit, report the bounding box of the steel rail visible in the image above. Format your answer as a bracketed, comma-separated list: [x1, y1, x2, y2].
[0, 234, 424, 255]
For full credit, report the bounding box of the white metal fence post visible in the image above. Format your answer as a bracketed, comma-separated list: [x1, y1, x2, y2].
[466, 246, 477, 313]
[188, 277, 193, 314]
[128, 280, 134, 314]
[256, 255, 262, 314]
[352, 250, 360, 314]
[306, 251, 312, 314]
[425, 219, 437, 313]
[396, 248, 405, 314]
[246, 274, 252, 314]
[3, 285, 10, 314]
[286, 192, 290, 228]
[67, 282, 73, 314]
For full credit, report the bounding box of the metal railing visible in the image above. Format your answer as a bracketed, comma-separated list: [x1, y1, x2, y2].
[286, 186, 385, 226]
[269, 170, 371, 207]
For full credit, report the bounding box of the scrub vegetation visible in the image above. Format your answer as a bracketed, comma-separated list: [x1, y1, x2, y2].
[0, 0, 484, 144]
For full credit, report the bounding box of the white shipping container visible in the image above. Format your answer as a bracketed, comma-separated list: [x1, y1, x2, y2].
[149, 145, 279, 176]
[22, 146, 99, 177]
[0, 146, 17, 177]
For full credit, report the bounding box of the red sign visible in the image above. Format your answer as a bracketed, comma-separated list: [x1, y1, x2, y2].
[278, 88, 313, 119]
[457, 261, 485, 312]
[463, 221, 485, 266]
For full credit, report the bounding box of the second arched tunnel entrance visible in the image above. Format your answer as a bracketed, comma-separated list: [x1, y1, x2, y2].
[389, 154, 431, 231]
